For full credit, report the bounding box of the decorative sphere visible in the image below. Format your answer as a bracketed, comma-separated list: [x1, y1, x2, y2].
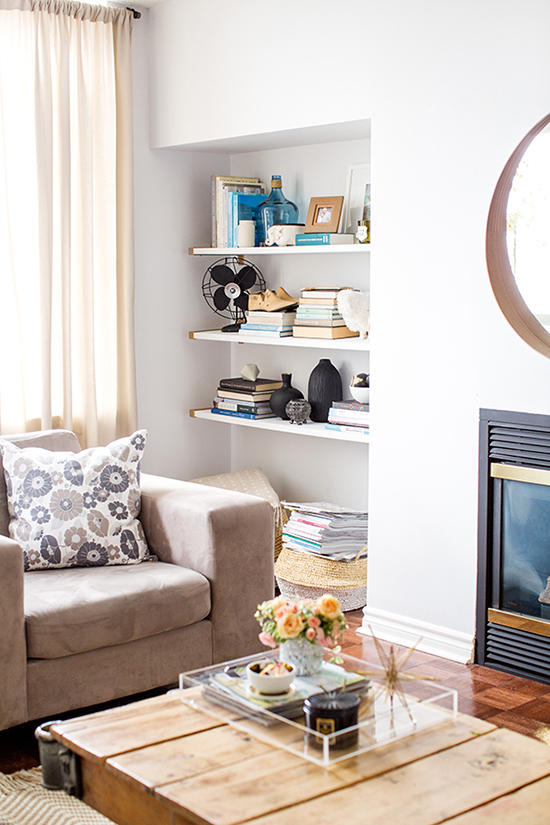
[285, 398, 311, 425]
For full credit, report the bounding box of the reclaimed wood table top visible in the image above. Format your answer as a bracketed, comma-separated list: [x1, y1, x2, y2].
[50, 690, 550, 825]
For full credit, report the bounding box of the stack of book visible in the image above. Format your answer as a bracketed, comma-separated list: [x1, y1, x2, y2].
[292, 288, 359, 339]
[238, 310, 296, 339]
[211, 175, 266, 248]
[326, 399, 370, 436]
[212, 376, 282, 420]
[282, 501, 368, 562]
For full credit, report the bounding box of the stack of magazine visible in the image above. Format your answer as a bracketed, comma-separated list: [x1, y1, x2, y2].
[282, 501, 368, 562]
[203, 660, 371, 723]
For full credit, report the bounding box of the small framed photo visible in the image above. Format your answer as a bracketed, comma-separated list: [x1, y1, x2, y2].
[304, 196, 344, 234]
[342, 163, 371, 234]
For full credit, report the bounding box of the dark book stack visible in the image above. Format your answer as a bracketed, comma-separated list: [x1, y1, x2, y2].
[212, 377, 282, 420]
[325, 399, 370, 435]
[292, 288, 359, 339]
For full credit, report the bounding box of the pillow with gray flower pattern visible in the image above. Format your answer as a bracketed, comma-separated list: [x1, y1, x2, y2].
[0, 430, 150, 571]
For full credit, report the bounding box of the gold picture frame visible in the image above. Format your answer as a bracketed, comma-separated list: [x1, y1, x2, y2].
[304, 196, 344, 234]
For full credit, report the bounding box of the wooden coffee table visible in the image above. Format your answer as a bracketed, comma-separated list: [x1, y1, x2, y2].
[49, 688, 550, 825]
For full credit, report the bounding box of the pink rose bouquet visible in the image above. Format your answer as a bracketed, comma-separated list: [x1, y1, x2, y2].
[254, 593, 348, 648]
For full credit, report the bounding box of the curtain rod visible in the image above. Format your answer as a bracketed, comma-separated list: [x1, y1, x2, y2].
[126, 6, 141, 18]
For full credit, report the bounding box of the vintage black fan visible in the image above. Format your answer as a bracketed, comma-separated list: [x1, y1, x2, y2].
[201, 257, 266, 332]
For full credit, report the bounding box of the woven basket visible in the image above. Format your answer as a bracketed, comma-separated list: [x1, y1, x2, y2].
[274, 546, 367, 611]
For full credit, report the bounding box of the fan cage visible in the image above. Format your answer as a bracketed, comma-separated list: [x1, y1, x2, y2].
[201, 257, 266, 322]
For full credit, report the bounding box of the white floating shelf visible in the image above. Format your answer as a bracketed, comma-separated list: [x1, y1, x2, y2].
[189, 330, 370, 351]
[190, 409, 370, 444]
[189, 245, 370, 257]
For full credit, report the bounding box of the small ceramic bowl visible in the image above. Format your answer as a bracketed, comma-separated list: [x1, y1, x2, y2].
[246, 660, 296, 694]
[350, 384, 370, 403]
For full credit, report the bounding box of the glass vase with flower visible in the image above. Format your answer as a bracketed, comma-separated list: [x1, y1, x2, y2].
[254, 593, 348, 676]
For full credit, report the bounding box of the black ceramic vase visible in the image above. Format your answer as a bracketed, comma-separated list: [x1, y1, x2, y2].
[269, 373, 303, 420]
[307, 359, 342, 422]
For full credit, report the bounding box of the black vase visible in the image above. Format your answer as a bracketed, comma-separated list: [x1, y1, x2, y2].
[308, 359, 342, 422]
[269, 374, 303, 420]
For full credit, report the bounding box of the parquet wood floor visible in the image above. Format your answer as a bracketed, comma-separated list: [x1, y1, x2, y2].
[343, 610, 550, 747]
[2, 609, 550, 773]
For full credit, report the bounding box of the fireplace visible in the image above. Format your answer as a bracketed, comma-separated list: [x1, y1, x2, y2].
[477, 409, 550, 683]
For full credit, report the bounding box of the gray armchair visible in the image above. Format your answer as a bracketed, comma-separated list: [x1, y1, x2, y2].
[0, 430, 274, 731]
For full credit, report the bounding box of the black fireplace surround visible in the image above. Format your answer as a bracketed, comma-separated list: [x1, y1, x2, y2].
[477, 408, 550, 683]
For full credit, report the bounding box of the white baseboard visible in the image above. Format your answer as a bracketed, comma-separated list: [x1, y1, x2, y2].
[358, 607, 475, 664]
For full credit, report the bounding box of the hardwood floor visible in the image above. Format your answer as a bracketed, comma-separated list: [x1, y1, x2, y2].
[343, 610, 550, 746]
[2, 609, 550, 774]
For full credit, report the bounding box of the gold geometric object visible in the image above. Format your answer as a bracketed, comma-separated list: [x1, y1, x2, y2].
[357, 628, 440, 725]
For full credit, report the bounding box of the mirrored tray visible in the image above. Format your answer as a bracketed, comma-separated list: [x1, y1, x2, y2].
[179, 647, 457, 767]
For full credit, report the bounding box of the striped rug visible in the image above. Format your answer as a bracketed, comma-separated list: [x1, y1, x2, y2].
[0, 768, 115, 825]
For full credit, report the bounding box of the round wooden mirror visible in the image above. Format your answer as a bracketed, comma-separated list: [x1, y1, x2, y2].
[486, 112, 550, 357]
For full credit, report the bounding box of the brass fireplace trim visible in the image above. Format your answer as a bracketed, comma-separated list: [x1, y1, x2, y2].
[488, 608, 550, 639]
[490, 463, 550, 486]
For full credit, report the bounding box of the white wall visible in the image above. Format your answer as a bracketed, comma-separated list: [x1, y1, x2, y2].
[365, 0, 550, 647]
[149, 0, 369, 150]
[141, 0, 550, 653]
[132, 12, 232, 479]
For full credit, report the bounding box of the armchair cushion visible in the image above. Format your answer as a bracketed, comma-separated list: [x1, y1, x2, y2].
[24, 561, 210, 658]
[0, 430, 150, 571]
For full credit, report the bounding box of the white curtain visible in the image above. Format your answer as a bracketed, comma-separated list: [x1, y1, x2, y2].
[0, 0, 137, 448]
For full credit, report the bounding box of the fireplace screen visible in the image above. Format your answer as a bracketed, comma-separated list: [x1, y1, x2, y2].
[496, 465, 550, 620]
[478, 409, 550, 682]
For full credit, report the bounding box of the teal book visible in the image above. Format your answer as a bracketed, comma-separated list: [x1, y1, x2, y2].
[211, 407, 276, 420]
[325, 423, 370, 436]
[295, 233, 355, 245]
[231, 192, 268, 247]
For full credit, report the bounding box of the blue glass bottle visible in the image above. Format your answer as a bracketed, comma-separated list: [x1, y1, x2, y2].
[256, 175, 299, 245]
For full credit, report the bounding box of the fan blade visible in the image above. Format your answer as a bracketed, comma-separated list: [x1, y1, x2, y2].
[235, 266, 256, 291]
[234, 292, 249, 310]
[211, 265, 234, 286]
[213, 287, 231, 310]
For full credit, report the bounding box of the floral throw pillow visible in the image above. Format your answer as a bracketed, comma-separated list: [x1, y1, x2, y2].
[0, 430, 150, 571]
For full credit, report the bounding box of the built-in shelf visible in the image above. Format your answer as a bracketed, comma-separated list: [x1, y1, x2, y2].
[189, 245, 369, 257]
[189, 329, 370, 351]
[190, 409, 369, 443]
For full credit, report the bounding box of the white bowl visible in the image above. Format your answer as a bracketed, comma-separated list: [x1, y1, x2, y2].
[349, 384, 370, 403]
[246, 660, 296, 694]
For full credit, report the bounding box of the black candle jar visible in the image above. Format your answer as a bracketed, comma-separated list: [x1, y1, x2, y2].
[304, 691, 360, 750]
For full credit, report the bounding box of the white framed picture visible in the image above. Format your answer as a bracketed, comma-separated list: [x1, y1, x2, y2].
[342, 163, 371, 234]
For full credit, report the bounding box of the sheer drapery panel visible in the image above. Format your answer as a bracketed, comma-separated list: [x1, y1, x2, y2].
[0, 0, 137, 447]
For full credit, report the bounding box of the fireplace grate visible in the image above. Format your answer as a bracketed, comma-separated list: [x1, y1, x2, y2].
[489, 424, 550, 469]
[486, 623, 550, 682]
[478, 410, 550, 680]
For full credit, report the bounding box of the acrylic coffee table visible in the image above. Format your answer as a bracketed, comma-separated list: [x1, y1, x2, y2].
[48, 649, 550, 825]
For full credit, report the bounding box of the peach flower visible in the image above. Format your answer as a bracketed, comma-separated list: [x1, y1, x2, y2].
[307, 616, 321, 628]
[277, 611, 304, 639]
[317, 594, 341, 620]
[259, 631, 277, 649]
[275, 605, 291, 620]
[269, 596, 287, 613]
[306, 627, 316, 641]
